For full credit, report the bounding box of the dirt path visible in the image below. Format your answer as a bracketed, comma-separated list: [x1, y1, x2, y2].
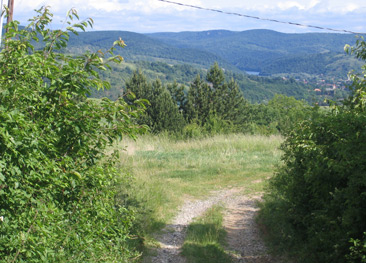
[148, 188, 278, 263]
[223, 195, 276, 263]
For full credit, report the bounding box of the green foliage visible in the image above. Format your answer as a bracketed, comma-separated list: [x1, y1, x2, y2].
[347, 233, 366, 263]
[124, 64, 248, 136]
[243, 95, 316, 135]
[65, 30, 237, 72]
[93, 59, 323, 104]
[259, 38, 366, 263]
[182, 205, 232, 263]
[184, 74, 213, 124]
[267, 94, 313, 134]
[203, 114, 234, 135]
[184, 63, 248, 131]
[125, 71, 185, 133]
[0, 8, 145, 262]
[45, 28, 355, 103]
[123, 63, 314, 137]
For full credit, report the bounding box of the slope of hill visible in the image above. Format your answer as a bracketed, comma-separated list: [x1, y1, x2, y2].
[4, 27, 360, 78]
[147, 29, 359, 75]
[24, 28, 356, 102]
[260, 52, 363, 76]
[93, 60, 319, 104]
[65, 31, 239, 72]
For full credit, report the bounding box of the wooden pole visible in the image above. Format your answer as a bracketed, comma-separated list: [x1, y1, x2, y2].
[0, 0, 4, 47]
[3, 0, 14, 48]
[6, 0, 13, 27]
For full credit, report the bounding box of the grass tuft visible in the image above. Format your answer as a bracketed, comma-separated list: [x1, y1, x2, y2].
[181, 205, 232, 263]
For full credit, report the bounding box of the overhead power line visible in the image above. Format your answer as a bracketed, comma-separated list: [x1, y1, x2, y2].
[157, 0, 365, 35]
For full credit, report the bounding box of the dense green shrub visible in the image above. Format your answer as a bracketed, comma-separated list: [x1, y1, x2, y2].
[259, 38, 366, 263]
[0, 8, 145, 262]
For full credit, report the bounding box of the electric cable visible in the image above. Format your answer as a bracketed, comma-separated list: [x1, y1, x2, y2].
[157, 0, 365, 35]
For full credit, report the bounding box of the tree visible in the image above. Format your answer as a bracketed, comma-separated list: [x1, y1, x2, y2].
[167, 80, 186, 112]
[267, 94, 312, 134]
[148, 79, 185, 132]
[206, 62, 225, 89]
[0, 7, 145, 262]
[184, 74, 213, 124]
[126, 72, 185, 133]
[219, 78, 248, 125]
[184, 63, 248, 131]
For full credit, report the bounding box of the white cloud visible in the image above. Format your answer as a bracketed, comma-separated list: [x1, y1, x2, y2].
[7, 0, 366, 33]
[87, 0, 125, 12]
[277, 1, 305, 10]
[344, 3, 359, 12]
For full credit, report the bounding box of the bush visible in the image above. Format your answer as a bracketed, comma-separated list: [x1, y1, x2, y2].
[347, 233, 366, 263]
[0, 8, 145, 262]
[259, 38, 366, 263]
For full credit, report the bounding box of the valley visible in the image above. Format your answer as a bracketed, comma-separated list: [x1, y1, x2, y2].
[64, 29, 361, 103]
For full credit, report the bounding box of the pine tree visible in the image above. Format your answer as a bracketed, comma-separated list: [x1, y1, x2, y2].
[126, 72, 184, 132]
[125, 70, 152, 102]
[221, 78, 248, 125]
[206, 62, 225, 89]
[184, 74, 213, 124]
[207, 63, 248, 126]
[167, 81, 186, 112]
[149, 79, 185, 133]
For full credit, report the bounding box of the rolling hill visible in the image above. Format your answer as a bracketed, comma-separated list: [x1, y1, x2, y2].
[6, 27, 359, 102]
[59, 29, 360, 103]
[65, 31, 239, 72]
[146, 29, 361, 75]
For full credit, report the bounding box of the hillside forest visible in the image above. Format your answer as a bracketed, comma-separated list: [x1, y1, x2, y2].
[0, 7, 365, 263]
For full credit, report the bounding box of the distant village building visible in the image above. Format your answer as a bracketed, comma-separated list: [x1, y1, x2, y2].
[325, 84, 337, 95]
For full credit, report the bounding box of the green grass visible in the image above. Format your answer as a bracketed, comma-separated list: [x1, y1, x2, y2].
[181, 205, 232, 263]
[116, 133, 282, 234]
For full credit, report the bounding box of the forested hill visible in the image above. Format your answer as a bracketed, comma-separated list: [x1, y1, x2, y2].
[61, 29, 364, 78]
[3, 26, 362, 77]
[146, 29, 361, 75]
[55, 29, 362, 103]
[65, 31, 238, 72]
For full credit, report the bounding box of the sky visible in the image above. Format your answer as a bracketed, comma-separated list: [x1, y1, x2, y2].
[5, 0, 366, 34]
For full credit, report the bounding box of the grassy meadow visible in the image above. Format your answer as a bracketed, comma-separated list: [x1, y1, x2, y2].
[115, 134, 283, 234]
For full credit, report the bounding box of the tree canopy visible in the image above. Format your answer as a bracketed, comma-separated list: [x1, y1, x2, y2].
[0, 7, 145, 262]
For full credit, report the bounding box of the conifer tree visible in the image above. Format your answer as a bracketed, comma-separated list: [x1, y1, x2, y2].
[221, 78, 248, 125]
[149, 79, 185, 132]
[206, 62, 225, 89]
[167, 81, 186, 112]
[184, 74, 213, 124]
[185, 63, 248, 128]
[126, 72, 184, 132]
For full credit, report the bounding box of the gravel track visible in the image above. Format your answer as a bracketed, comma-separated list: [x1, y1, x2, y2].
[223, 195, 277, 263]
[148, 188, 277, 263]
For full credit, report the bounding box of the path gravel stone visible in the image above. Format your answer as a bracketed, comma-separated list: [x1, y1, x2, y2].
[223, 195, 277, 263]
[148, 188, 280, 263]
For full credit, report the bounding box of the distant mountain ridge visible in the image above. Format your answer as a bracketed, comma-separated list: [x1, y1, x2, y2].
[65, 30, 239, 72]
[146, 29, 361, 75]
[61, 29, 361, 102]
[3, 26, 361, 77]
